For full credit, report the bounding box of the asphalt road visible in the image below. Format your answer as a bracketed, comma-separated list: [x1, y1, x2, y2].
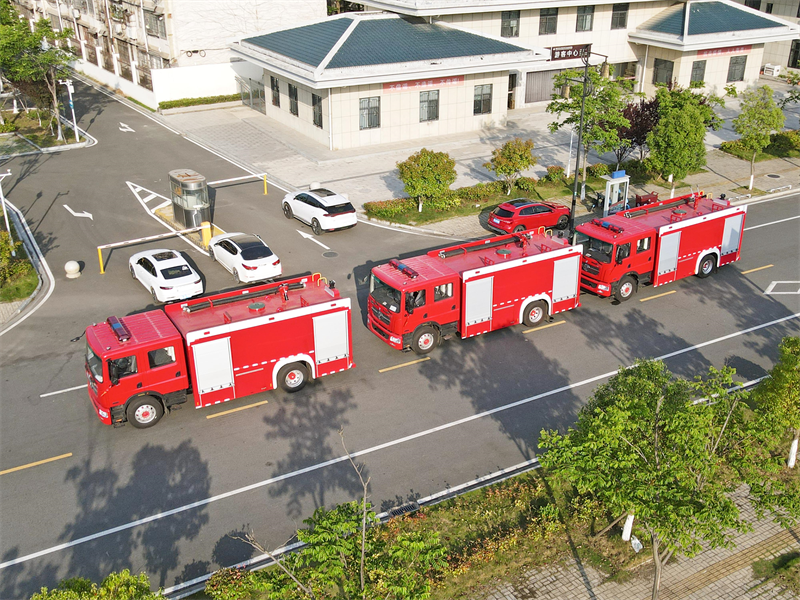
[0, 83, 799, 597]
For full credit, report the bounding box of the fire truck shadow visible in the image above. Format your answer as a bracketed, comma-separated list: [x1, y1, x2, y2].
[56, 440, 211, 589]
[260, 388, 365, 520]
[422, 331, 584, 461]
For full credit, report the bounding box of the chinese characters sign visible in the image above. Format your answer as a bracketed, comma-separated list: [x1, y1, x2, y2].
[383, 76, 464, 94]
[550, 44, 591, 61]
[697, 45, 751, 58]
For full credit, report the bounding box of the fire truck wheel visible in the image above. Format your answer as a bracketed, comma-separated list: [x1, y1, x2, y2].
[412, 325, 439, 355]
[278, 363, 309, 392]
[615, 276, 637, 302]
[513, 225, 526, 233]
[697, 255, 716, 278]
[312, 219, 323, 236]
[522, 300, 547, 327]
[283, 203, 293, 219]
[126, 396, 164, 428]
[556, 215, 569, 230]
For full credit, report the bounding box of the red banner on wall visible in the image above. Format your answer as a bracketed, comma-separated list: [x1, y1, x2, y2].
[697, 45, 752, 58]
[383, 76, 464, 94]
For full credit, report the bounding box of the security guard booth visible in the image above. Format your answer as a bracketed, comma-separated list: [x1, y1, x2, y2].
[169, 169, 211, 228]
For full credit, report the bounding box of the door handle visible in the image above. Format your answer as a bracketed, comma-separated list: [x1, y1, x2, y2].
[137, 382, 142, 388]
[176, 371, 181, 377]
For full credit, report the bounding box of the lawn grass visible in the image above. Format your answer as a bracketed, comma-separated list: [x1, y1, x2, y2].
[1, 110, 78, 148]
[0, 220, 37, 303]
[752, 551, 800, 595]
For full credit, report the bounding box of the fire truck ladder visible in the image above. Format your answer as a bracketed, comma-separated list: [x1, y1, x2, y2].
[623, 196, 697, 219]
[183, 282, 306, 313]
[438, 233, 532, 259]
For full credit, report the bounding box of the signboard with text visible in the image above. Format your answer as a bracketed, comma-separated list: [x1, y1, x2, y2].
[383, 75, 464, 94]
[697, 45, 751, 58]
[550, 44, 591, 61]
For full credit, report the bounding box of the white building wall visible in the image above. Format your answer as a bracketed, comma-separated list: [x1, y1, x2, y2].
[731, 0, 800, 70]
[261, 70, 331, 147]
[151, 61, 263, 104]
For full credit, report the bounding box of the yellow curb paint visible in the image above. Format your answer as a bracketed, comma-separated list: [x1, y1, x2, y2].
[379, 357, 431, 373]
[640, 290, 677, 303]
[0, 453, 73, 476]
[206, 400, 269, 419]
[742, 264, 774, 274]
[523, 321, 564, 334]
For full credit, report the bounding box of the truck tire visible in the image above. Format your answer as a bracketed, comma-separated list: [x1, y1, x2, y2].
[522, 300, 547, 327]
[277, 362, 309, 392]
[556, 215, 569, 230]
[697, 254, 716, 278]
[126, 395, 164, 428]
[412, 325, 439, 355]
[312, 219, 323, 236]
[614, 275, 637, 302]
[283, 203, 293, 219]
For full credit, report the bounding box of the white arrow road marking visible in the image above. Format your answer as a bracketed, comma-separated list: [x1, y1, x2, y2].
[63, 205, 93, 220]
[118, 122, 134, 132]
[297, 230, 331, 250]
[765, 281, 800, 295]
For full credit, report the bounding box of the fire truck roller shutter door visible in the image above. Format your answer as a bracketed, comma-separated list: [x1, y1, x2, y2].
[313, 311, 349, 364]
[193, 338, 234, 394]
[657, 232, 681, 276]
[721, 214, 744, 255]
[552, 254, 581, 302]
[465, 277, 493, 326]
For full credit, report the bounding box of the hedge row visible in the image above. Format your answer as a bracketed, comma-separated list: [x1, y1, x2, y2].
[158, 94, 241, 110]
[720, 129, 800, 158]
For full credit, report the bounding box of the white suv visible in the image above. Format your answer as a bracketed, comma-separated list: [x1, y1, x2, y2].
[282, 188, 357, 235]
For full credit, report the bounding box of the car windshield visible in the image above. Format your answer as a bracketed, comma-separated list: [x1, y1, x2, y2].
[161, 265, 192, 279]
[310, 188, 337, 197]
[86, 342, 104, 383]
[370, 274, 401, 313]
[575, 233, 614, 264]
[325, 202, 355, 215]
[237, 238, 274, 260]
[494, 208, 514, 218]
[151, 251, 178, 261]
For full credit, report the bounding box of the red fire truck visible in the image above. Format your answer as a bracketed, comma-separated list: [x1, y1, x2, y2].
[85, 273, 354, 428]
[367, 231, 583, 354]
[576, 192, 747, 302]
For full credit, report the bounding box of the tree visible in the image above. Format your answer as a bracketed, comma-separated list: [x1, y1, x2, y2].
[483, 138, 539, 194]
[646, 85, 723, 181]
[615, 97, 659, 165]
[30, 570, 161, 600]
[732, 85, 785, 190]
[540, 361, 754, 600]
[547, 65, 632, 198]
[778, 70, 800, 109]
[396, 148, 457, 212]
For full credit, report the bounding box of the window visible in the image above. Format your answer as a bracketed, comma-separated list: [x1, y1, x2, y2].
[270, 76, 280, 107]
[611, 3, 629, 29]
[727, 56, 747, 82]
[434, 283, 453, 302]
[473, 84, 493, 115]
[359, 96, 380, 129]
[501, 10, 520, 37]
[653, 58, 674, 85]
[148, 347, 176, 368]
[312, 94, 323, 128]
[109, 355, 137, 380]
[405, 289, 426, 312]
[144, 11, 166, 39]
[691, 60, 706, 83]
[539, 7, 558, 35]
[420, 90, 439, 122]
[576, 6, 594, 32]
[744, 0, 760, 8]
[765, 3, 773, 12]
[288, 84, 298, 116]
[790, 40, 800, 69]
[637, 237, 651, 252]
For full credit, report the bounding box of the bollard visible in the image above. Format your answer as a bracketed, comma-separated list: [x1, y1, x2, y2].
[622, 513, 635, 541]
[201, 221, 212, 249]
[65, 260, 81, 279]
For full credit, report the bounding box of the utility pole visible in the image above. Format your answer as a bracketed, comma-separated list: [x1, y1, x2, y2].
[59, 79, 79, 142]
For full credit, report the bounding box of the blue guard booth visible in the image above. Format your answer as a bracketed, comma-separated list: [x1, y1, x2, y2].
[600, 170, 630, 217]
[169, 169, 211, 229]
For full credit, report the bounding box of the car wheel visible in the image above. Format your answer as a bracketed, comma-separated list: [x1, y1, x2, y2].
[615, 275, 637, 302]
[283, 203, 293, 220]
[311, 219, 323, 236]
[151, 288, 160, 304]
[130, 266, 136, 280]
[513, 225, 526, 233]
[522, 300, 547, 327]
[277, 362, 309, 392]
[209, 247, 216, 262]
[697, 254, 716, 278]
[233, 269, 241, 284]
[126, 395, 164, 428]
[412, 325, 439, 355]
[556, 215, 569, 230]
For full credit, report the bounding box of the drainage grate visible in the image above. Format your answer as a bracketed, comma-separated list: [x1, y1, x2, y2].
[388, 501, 420, 518]
[322, 251, 338, 258]
[767, 174, 781, 179]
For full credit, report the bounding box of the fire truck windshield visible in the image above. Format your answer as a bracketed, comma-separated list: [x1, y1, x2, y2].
[370, 274, 401, 313]
[86, 341, 104, 383]
[575, 233, 613, 264]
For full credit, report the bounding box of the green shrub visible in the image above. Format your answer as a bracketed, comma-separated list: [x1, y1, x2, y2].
[544, 165, 565, 183]
[397, 148, 457, 210]
[206, 567, 255, 600]
[516, 176, 537, 191]
[0, 122, 17, 133]
[768, 130, 800, 152]
[363, 198, 417, 220]
[0, 231, 31, 285]
[455, 181, 504, 203]
[587, 163, 610, 177]
[158, 94, 241, 110]
[621, 159, 649, 176]
[426, 189, 463, 211]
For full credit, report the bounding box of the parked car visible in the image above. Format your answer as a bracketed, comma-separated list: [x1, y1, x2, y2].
[488, 199, 570, 234]
[129, 249, 203, 303]
[209, 233, 282, 283]
[282, 188, 357, 235]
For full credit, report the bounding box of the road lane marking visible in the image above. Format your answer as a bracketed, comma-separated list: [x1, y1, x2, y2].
[297, 230, 331, 250]
[206, 400, 269, 419]
[3, 310, 799, 571]
[745, 215, 800, 231]
[640, 290, 677, 303]
[0, 453, 72, 476]
[765, 281, 800, 295]
[523, 321, 565, 334]
[742, 264, 774, 275]
[40, 384, 88, 398]
[378, 357, 430, 373]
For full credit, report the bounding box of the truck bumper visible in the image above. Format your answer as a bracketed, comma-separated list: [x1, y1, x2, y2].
[89, 391, 112, 425]
[367, 318, 404, 351]
[580, 276, 613, 298]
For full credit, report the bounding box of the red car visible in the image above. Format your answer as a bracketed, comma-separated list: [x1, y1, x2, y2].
[488, 199, 570, 234]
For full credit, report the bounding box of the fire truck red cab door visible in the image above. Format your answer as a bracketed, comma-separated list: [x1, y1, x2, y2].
[654, 231, 681, 286]
[192, 337, 235, 407]
[462, 276, 493, 338]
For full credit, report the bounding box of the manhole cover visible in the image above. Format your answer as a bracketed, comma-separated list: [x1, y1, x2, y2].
[322, 251, 338, 258]
[767, 174, 781, 179]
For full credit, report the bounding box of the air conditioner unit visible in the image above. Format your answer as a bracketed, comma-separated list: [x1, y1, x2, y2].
[126, 25, 137, 40]
[72, 8, 80, 18]
[113, 22, 125, 34]
[763, 64, 781, 77]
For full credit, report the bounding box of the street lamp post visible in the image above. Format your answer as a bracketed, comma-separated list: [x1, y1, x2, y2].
[0, 170, 15, 257]
[59, 79, 79, 142]
[566, 50, 592, 236]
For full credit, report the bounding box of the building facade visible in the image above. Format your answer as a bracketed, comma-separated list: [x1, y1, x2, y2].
[731, 0, 800, 71]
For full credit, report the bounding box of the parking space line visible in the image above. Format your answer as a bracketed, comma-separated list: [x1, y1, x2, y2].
[640, 290, 677, 303]
[206, 400, 269, 419]
[742, 264, 774, 275]
[0, 453, 72, 476]
[523, 320, 564, 334]
[40, 384, 88, 398]
[378, 357, 431, 373]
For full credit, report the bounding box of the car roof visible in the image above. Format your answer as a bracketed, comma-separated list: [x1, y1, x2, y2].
[131, 249, 184, 263]
[231, 234, 268, 249]
[503, 198, 538, 209]
[309, 188, 349, 207]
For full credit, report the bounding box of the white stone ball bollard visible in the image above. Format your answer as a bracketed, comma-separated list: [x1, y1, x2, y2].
[65, 260, 81, 279]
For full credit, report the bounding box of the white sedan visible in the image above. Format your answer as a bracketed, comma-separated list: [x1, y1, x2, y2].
[129, 249, 203, 303]
[282, 188, 357, 235]
[209, 232, 282, 283]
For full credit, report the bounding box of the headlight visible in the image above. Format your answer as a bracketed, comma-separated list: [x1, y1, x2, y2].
[598, 284, 609, 291]
[98, 409, 109, 418]
[390, 335, 402, 344]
